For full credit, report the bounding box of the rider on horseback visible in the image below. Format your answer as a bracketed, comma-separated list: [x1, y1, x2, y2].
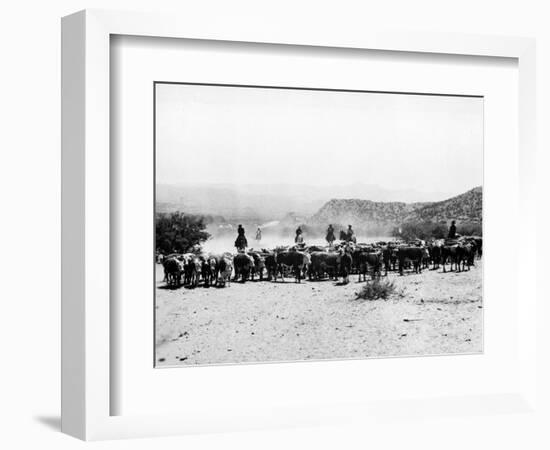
[345, 225, 356, 243]
[235, 224, 248, 251]
[295, 226, 304, 245]
[448, 220, 457, 239]
[326, 224, 335, 246]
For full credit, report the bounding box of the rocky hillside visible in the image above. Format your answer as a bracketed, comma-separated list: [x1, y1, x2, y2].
[309, 187, 482, 231]
[405, 186, 482, 223]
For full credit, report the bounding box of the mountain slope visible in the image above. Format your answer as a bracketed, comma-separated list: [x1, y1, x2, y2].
[309, 187, 482, 231]
[405, 186, 482, 223]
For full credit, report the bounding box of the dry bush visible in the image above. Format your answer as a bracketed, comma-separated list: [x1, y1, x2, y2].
[355, 279, 397, 301]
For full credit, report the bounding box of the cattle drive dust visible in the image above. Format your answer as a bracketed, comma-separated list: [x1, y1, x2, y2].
[155, 257, 483, 367]
[201, 232, 391, 255]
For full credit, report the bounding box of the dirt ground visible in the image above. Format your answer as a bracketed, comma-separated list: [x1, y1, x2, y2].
[155, 261, 483, 367]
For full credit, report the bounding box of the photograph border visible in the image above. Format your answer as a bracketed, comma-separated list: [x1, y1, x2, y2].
[61, 8, 536, 440]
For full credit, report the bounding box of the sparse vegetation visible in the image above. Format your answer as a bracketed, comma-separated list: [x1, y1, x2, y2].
[409, 187, 482, 223]
[391, 220, 482, 241]
[391, 221, 448, 241]
[355, 279, 397, 301]
[456, 223, 483, 237]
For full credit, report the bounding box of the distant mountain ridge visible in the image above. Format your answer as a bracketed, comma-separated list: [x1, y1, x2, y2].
[155, 182, 453, 221]
[309, 187, 482, 230]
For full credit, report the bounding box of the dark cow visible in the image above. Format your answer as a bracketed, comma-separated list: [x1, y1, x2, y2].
[443, 241, 476, 272]
[397, 247, 425, 275]
[162, 257, 183, 287]
[428, 242, 442, 270]
[355, 250, 382, 281]
[351, 245, 375, 270]
[275, 251, 310, 283]
[264, 253, 278, 281]
[248, 251, 266, 281]
[459, 242, 476, 271]
[381, 245, 398, 275]
[339, 250, 353, 284]
[421, 247, 431, 270]
[441, 245, 460, 272]
[460, 236, 482, 259]
[209, 256, 220, 285]
[233, 253, 254, 283]
[200, 256, 212, 287]
[459, 237, 480, 265]
[474, 237, 483, 258]
[308, 251, 340, 281]
[163, 253, 183, 282]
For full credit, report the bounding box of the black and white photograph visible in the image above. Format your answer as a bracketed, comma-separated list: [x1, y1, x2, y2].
[3, 0, 546, 446]
[154, 82, 483, 367]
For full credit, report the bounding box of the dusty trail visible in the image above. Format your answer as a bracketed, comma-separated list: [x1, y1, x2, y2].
[155, 261, 482, 367]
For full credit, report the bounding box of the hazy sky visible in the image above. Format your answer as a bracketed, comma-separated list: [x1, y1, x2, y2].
[156, 83, 483, 196]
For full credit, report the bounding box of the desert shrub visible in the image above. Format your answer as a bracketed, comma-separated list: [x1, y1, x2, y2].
[356, 279, 397, 301]
[457, 223, 483, 237]
[391, 221, 448, 241]
[392, 220, 483, 241]
[155, 212, 210, 254]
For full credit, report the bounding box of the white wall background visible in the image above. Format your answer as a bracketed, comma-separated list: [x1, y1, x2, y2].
[0, 1, 548, 449]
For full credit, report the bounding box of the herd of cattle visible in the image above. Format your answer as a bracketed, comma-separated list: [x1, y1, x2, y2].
[159, 236, 483, 288]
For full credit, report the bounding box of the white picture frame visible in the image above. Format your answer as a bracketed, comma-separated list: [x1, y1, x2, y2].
[61, 9, 537, 441]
